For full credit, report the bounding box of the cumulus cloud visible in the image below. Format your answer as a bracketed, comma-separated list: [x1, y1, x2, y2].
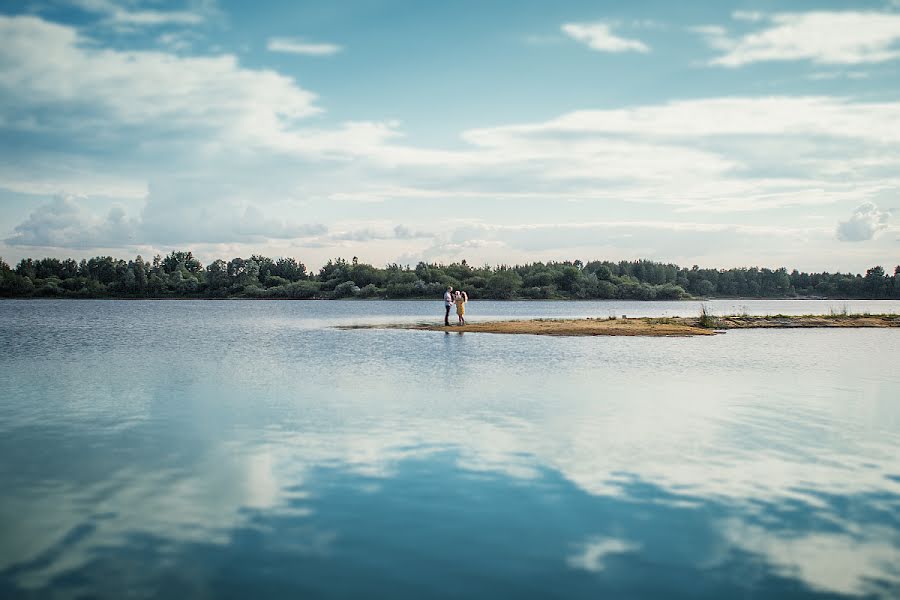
[393, 225, 431, 240]
[5, 195, 137, 248]
[0, 15, 319, 144]
[267, 37, 342, 56]
[699, 12, 900, 66]
[836, 202, 890, 242]
[561, 22, 649, 53]
[330, 224, 432, 242]
[0, 15, 411, 160]
[136, 180, 327, 245]
[5, 186, 328, 250]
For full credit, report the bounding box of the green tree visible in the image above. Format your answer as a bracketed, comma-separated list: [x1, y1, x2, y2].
[333, 280, 361, 297]
[161, 251, 202, 274]
[16, 259, 36, 279]
[696, 279, 716, 297]
[349, 262, 384, 287]
[864, 266, 888, 298]
[272, 257, 307, 281]
[251, 255, 275, 281]
[485, 269, 522, 299]
[133, 256, 149, 291]
[319, 258, 349, 282]
[206, 260, 229, 293]
[227, 258, 261, 290]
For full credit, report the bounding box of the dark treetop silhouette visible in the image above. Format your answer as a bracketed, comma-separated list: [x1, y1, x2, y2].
[1, 253, 899, 300]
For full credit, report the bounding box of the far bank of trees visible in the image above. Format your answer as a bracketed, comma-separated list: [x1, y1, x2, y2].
[1, 253, 899, 300]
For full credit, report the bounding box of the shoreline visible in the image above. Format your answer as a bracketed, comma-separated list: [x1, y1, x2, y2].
[2, 296, 899, 302]
[338, 314, 900, 337]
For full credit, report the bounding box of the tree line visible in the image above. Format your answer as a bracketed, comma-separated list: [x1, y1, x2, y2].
[1, 252, 899, 300]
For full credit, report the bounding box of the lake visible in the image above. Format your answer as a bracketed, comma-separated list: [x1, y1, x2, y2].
[1, 299, 899, 599]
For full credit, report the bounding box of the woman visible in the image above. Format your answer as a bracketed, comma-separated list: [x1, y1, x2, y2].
[454, 290, 468, 325]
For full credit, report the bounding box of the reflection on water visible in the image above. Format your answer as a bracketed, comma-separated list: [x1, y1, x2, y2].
[1, 300, 899, 598]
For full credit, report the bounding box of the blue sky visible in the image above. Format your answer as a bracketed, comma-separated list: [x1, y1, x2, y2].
[1, 0, 899, 271]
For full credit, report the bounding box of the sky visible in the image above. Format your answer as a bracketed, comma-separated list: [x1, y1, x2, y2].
[1, 0, 899, 272]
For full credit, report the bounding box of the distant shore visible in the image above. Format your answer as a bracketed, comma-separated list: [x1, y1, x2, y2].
[340, 314, 900, 337]
[3, 296, 899, 302]
[5, 254, 899, 301]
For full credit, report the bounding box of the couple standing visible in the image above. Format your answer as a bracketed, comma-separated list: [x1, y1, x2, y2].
[443, 286, 468, 326]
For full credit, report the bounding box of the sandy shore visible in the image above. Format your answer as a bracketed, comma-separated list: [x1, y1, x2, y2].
[339, 314, 900, 337]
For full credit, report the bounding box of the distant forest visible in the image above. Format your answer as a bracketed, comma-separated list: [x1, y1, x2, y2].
[2, 253, 899, 300]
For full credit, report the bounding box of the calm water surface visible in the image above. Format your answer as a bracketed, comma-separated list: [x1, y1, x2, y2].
[1, 299, 899, 599]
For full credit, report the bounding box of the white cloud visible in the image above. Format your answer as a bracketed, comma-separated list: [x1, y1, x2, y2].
[267, 37, 342, 56]
[136, 180, 328, 245]
[462, 96, 900, 143]
[66, 0, 206, 28]
[450, 97, 900, 214]
[0, 15, 321, 144]
[5, 188, 328, 249]
[329, 224, 432, 242]
[704, 12, 900, 66]
[561, 22, 649, 53]
[0, 15, 408, 167]
[5, 195, 137, 249]
[393, 225, 431, 240]
[836, 202, 890, 241]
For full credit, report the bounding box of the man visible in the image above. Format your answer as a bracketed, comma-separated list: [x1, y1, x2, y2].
[443, 286, 454, 326]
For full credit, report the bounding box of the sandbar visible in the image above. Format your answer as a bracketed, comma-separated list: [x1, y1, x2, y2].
[338, 314, 900, 337]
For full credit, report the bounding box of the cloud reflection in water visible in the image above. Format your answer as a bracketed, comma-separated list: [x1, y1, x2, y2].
[1, 300, 899, 598]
